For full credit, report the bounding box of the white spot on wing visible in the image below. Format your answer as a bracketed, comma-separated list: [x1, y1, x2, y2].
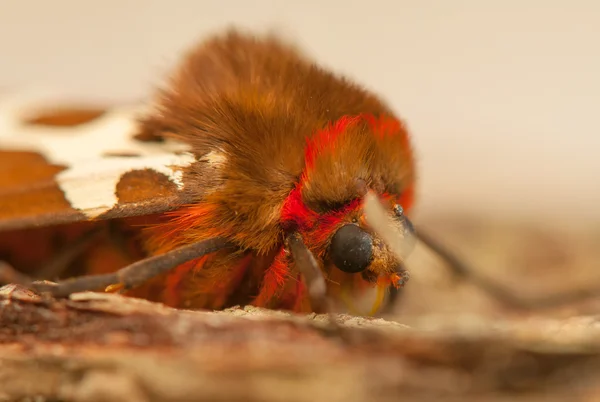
[199, 149, 227, 166]
[0, 90, 195, 218]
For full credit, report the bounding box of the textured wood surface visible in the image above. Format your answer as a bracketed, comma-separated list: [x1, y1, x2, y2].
[1, 215, 600, 402]
[2, 286, 600, 402]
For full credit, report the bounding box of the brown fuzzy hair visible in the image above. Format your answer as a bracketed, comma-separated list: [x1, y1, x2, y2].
[131, 28, 416, 312]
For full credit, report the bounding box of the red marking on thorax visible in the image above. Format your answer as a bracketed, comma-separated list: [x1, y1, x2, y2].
[396, 183, 415, 214]
[253, 248, 289, 306]
[284, 113, 410, 235]
[304, 115, 362, 170]
[303, 113, 406, 171]
[280, 185, 317, 232]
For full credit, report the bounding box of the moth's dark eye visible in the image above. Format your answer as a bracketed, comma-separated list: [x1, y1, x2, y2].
[329, 224, 373, 274]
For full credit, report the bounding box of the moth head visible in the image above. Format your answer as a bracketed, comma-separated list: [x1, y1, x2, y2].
[329, 202, 415, 274]
[323, 191, 416, 314]
[282, 113, 416, 313]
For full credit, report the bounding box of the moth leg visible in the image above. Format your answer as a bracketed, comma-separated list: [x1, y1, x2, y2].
[285, 233, 342, 334]
[378, 263, 409, 315]
[0, 227, 103, 287]
[30, 237, 232, 298]
[415, 229, 535, 309]
[35, 227, 104, 281]
[0, 261, 34, 286]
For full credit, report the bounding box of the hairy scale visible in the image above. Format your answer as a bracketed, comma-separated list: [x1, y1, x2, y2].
[124, 29, 416, 312]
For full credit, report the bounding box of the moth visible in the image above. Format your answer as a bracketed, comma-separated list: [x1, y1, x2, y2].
[0, 29, 466, 317]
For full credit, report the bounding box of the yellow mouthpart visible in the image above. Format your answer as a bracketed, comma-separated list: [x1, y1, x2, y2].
[368, 283, 387, 316]
[105, 283, 125, 293]
[341, 274, 400, 316]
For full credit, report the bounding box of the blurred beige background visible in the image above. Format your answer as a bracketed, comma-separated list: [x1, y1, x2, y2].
[1, 0, 598, 229]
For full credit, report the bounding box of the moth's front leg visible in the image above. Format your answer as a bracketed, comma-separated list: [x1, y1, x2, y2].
[285, 233, 343, 334]
[31, 237, 232, 298]
[0, 260, 33, 286]
[0, 226, 104, 289]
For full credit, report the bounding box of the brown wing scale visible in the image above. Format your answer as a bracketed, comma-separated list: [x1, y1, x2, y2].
[0, 103, 195, 232]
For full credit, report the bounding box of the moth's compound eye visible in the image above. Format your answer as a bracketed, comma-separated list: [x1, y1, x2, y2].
[329, 224, 373, 274]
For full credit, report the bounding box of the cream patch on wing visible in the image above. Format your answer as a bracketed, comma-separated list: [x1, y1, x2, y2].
[199, 149, 227, 166]
[0, 90, 195, 218]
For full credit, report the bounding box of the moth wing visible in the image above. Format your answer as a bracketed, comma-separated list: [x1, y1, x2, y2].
[0, 92, 196, 231]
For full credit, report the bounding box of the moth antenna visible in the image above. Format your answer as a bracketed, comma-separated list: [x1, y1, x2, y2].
[285, 232, 342, 334]
[30, 237, 232, 298]
[363, 191, 416, 261]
